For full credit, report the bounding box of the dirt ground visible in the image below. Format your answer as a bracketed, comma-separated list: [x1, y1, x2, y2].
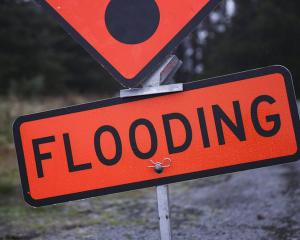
[0, 98, 299, 240]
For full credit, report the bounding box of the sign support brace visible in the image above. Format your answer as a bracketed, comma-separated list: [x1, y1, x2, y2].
[120, 55, 183, 240]
[120, 55, 183, 97]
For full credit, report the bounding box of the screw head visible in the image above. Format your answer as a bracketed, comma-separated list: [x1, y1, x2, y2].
[154, 164, 163, 174]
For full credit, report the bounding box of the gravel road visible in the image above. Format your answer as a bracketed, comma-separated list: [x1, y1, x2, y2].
[26, 160, 300, 240]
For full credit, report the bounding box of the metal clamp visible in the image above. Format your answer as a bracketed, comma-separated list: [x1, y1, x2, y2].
[148, 158, 172, 174]
[120, 55, 183, 98]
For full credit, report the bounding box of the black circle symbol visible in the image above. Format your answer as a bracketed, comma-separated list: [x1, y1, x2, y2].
[105, 0, 160, 44]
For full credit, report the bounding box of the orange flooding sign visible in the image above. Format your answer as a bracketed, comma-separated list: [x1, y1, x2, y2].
[35, 0, 222, 87]
[13, 66, 300, 206]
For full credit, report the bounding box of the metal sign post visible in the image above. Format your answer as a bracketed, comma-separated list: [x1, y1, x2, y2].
[120, 55, 183, 240]
[157, 185, 172, 240]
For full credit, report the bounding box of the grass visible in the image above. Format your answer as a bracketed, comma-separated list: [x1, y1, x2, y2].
[0, 94, 128, 239]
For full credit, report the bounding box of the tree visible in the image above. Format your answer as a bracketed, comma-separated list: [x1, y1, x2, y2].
[199, 0, 300, 96]
[176, 0, 229, 83]
[0, 0, 118, 97]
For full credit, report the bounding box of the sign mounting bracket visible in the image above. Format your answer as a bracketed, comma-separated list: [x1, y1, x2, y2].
[120, 55, 183, 98]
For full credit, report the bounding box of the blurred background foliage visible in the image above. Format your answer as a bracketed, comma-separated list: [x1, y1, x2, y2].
[0, 0, 300, 97]
[0, 1, 299, 238]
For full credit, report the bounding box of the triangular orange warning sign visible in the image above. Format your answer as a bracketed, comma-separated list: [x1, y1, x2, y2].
[36, 0, 222, 87]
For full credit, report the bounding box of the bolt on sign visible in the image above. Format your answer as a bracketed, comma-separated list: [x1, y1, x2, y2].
[34, 0, 223, 87]
[13, 66, 300, 206]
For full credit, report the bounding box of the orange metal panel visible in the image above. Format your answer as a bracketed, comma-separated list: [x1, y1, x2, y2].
[13, 66, 300, 206]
